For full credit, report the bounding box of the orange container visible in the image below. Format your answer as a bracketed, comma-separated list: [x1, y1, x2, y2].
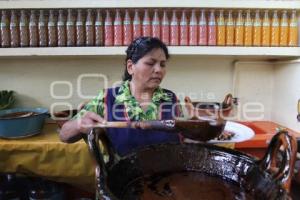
[244, 10, 253, 46]
[225, 10, 234, 46]
[253, 10, 262, 46]
[279, 10, 288, 46]
[262, 10, 270, 47]
[217, 10, 225, 46]
[235, 10, 244, 46]
[270, 10, 280, 47]
[288, 10, 298, 47]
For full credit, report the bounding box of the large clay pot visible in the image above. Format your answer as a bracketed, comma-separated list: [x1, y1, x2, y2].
[185, 93, 233, 119]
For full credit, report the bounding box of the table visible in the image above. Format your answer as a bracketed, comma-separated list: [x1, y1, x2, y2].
[0, 123, 95, 192]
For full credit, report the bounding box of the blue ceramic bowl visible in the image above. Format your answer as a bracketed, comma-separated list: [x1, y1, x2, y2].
[0, 108, 48, 138]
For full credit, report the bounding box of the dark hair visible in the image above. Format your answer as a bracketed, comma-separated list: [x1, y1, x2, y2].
[123, 36, 170, 81]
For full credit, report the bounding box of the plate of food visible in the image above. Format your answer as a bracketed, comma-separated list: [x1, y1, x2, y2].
[184, 121, 255, 144]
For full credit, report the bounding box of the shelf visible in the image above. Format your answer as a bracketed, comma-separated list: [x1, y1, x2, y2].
[0, 47, 299, 59]
[0, 0, 300, 10]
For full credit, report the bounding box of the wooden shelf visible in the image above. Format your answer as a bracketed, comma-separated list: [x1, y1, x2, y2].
[0, 0, 299, 10]
[0, 47, 299, 59]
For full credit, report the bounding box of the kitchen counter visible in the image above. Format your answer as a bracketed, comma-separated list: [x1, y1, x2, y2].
[0, 123, 95, 191]
[235, 121, 300, 158]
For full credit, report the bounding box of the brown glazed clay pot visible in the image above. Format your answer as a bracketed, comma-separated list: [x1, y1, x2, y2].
[52, 109, 78, 128]
[87, 130, 297, 200]
[185, 93, 233, 119]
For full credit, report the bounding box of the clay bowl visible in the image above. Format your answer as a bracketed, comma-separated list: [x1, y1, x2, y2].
[52, 109, 78, 128]
[185, 94, 233, 119]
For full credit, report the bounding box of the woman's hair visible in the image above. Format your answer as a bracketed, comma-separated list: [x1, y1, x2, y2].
[123, 36, 170, 81]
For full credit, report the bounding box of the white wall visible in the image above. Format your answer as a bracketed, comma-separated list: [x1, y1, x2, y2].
[0, 56, 233, 111]
[233, 61, 274, 121]
[273, 60, 300, 132]
[1, 56, 299, 132]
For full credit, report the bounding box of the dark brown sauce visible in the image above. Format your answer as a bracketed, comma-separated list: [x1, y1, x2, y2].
[0, 111, 38, 119]
[122, 172, 254, 200]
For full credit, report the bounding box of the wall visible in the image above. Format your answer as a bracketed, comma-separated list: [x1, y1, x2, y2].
[0, 56, 233, 111]
[1, 56, 299, 132]
[273, 60, 300, 132]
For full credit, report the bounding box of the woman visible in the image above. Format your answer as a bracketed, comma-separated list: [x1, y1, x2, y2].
[60, 37, 182, 156]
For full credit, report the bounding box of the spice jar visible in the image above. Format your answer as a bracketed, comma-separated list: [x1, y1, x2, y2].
[48, 9, 57, 47]
[0, 10, 10, 47]
[85, 9, 95, 46]
[76, 9, 85, 46]
[57, 9, 66, 46]
[95, 9, 104, 46]
[19, 10, 29, 47]
[29, 10, 38, 47]
[38, 10, 48, 47]
[66, 9, 75, 46]
[10, 10, 20, 47]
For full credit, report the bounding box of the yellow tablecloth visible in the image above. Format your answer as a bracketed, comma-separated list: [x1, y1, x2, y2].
[0, 123, 95, 191]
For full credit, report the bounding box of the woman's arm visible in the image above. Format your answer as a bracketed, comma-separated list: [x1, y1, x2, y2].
[59, 89, 106, 143]
[59, 111, 105, 143]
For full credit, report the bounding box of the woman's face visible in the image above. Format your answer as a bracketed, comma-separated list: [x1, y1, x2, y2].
[128, 48, 167, 90]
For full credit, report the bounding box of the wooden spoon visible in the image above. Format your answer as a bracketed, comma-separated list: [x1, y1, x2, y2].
[93, 119, 226, 142]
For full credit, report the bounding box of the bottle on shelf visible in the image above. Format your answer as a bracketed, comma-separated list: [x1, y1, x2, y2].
[152, 9, 161, 39]
[10, 10, 20, 47]
[262, 10, 271, 47]
[217, 9, 225, 46]
[48, 9, 57, 47]
[161, 9, 170, 45]
[38, 10, 48, 47]
[1, 10, 10, 47]
[288, 10, 298, 47]
[279, 10, 288, 47]
[76, 9, 85, 46]
[225, 10, 234, 46]
[170, 9, 179, 46]
[142, 9, 151, 37]
[198, 9, 207, 46]
[57, 9, 66, 47]
[29, 10, 38, 47]
[19, 10, 29, 47]
[189, 9, 198, 46]
[234, 10, 244, 46]
[179, 9, 188, 46]
[95, 9, 104, 46]
[253, 10, 262, 47]
[208, 9, 217, 46]
[66, 9, 76, 47]
[133, 9, 142, 40]
[104, 9, 113, 46]
[270, 10, 279, 47]
[123, 9, 132, 46]
[86, 9, 95, 46]
[114, 9, 123, 46]
[244, 9, 253, 46]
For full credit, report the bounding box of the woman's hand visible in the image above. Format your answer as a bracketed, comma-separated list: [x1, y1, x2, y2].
[59, 111, 105, 143]
[76, 111, 106, 134]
